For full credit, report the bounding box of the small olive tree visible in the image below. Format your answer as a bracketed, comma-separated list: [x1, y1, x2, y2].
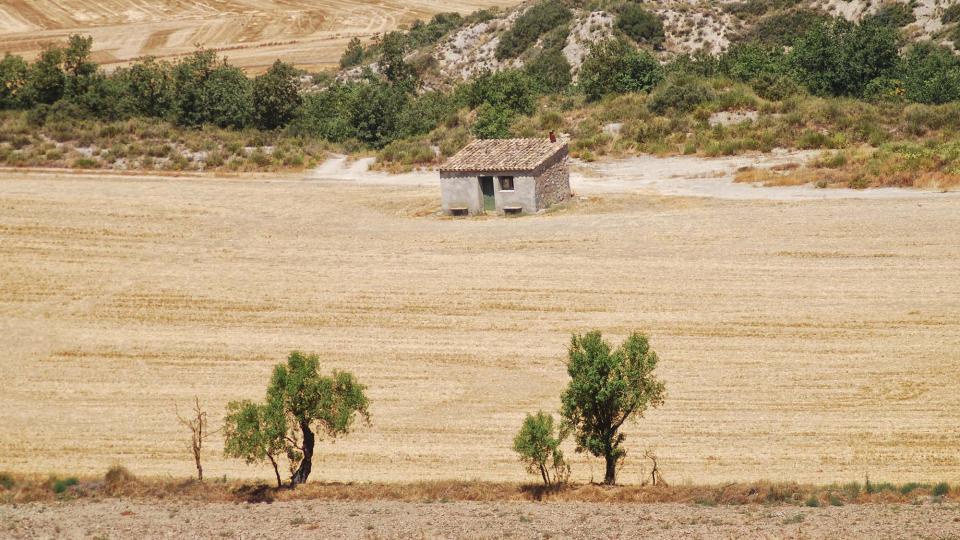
[560, 331, 665, 485]
[223, 399, 287, 487]
[223, 351, 370, 487]
[513, 411, 569, 487]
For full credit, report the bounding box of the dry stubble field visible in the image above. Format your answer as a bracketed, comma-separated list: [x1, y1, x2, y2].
[1, 169, 960, 486]
[0, 0, 516, 73]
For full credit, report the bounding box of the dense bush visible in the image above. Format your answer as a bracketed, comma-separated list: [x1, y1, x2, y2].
[495, 0, 572, 60]
[339, 37, 365, 69]
[719, 42, 786, 83]
[740, 8, 831, 46]
[473, 103, 513, 139]
[579, 39, 663, 101]
[648, 75, 716, 114]
[864, 2, 915, 28]
[524, 49, 573, 94]
[615, 4, 665, 46]
[465, 69, 537, 115]
[944, 4, 960, 24]
[897, 43, 960, 104]
[252, 60, 302, 130]
[724, 0, 801, 19]
[0, 54, 28, 109]
[789, 18, 898, 97]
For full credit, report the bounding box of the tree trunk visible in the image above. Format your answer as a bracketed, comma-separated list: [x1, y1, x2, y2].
[268, 455, 282, 488]
[604, 453, 617, 485]
[290, 421, 315, 486]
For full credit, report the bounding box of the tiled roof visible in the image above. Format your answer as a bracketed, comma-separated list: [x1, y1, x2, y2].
[439, 138, 567, 173]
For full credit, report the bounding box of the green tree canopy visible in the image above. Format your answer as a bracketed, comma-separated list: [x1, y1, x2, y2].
[579, 39, 663, 102]
[224, 351, 370, 487]
[0, 53, 29, 109]
[340, 37, 365, 69]
[223, 400, 287, 487]
[898, 42, 960, 104]
[560, 330, 666, 485]
[615, 4, 665, 46]
[24, 46, 66, 106]
[788, 18, 898, 97]
[252, 60, 302, 130]
[513, 411, 569, 487]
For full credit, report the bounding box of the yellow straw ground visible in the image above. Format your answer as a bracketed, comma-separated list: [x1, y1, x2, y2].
[1, 170, 959, 485]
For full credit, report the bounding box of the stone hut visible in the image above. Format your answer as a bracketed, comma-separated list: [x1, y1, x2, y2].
[439, 136, 570, 215]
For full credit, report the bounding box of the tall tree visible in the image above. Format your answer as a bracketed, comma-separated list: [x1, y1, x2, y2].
[267, 351, 370, 486]
[224, 351, 371, 487]
[0, 53, 29, 109]
[560, 331, 666, 485]
[24, 46, 66, 105]
[252, 60, 302, 130]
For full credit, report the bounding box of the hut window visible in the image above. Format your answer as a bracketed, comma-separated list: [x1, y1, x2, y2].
[498, 176, 514, 191]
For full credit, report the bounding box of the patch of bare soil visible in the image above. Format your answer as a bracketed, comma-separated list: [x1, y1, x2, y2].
[3, 499, 959, 539]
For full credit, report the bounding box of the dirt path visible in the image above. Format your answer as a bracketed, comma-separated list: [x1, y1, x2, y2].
[3, 499, 958, 539]
[311, 152, 960, 200]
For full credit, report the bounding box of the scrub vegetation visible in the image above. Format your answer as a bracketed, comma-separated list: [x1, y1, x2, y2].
[2, 1, 960, 188]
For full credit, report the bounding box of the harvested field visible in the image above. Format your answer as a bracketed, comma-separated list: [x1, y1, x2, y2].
[1, 168, 960, 487]
[0, 0, 516, 73]
[4, 498, 960, 539]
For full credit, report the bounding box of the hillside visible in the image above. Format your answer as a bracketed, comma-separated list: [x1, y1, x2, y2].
[0, 0, 516, 73]
[346, 0, 954, 87]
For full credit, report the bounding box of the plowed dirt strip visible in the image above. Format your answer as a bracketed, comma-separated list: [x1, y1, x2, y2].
[3, 499, 959, 539]
[1, 171, 959, 485]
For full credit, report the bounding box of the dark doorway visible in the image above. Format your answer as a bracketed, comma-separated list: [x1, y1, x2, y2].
[479, 176, 495, 212]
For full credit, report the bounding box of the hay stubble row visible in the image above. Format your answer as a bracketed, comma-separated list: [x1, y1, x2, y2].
[1, 171, 959, 485]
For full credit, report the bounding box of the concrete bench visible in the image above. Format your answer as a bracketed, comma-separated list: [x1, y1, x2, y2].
[503, 207, 523, 215]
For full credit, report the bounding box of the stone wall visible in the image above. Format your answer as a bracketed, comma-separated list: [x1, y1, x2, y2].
[534, 151, 570, 210]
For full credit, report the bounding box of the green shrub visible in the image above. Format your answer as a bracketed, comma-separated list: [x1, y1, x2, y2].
[472, 103, 513, 139]
[579, 39, 663, 101]
[512, 411, 569, 487]
[524, 49, 573, 94]
[804, 495, 820, 507]
[740, 8, 831, 46]
[496, 1, 573, 60]
[751, 72, 801, 101]
[0, 472, 14, 490]
[898, 43, 960, 105]
[899, 482, 922, 495]
[615, 5, 665, 46]
[466, 69, 537, 115]
[252, 60, 302, 131]
[648, 75, 715, 114]
[52, 476, 79, 494]
[789, 18, 898, 97]
[720, 42, 786, 83]
[340, 37, 365, 69]
[944, 4, 960, 24]
[864, 3, 915, 28]
[72, 157, 98, 168]
[248, 148, 271, 167]
[377, 138, 436, 166]
[933, 482, 950, 497]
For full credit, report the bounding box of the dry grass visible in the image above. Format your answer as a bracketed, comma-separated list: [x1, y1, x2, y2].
[1, 468, 952, 506]
[2, 171, 960, 487]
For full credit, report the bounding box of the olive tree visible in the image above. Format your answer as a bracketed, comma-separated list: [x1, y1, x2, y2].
[513, 411, 569, 487]
[223, 351, 370, 487]
[223, 399, 287, 487]
[560, 331, 665, 485]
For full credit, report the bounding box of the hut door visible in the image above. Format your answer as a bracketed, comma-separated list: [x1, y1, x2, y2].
[479, 176, 496, 212]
